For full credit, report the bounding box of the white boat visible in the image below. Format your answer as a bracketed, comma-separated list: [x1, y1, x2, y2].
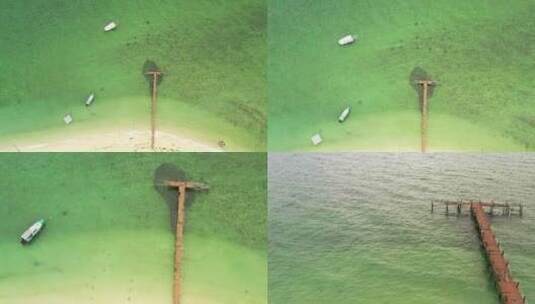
[338, 34, 356, 46]
[20, 219, 45, 244]
[104, 21, 117, 32]
[311, 133, 322, 146]
[85, 93, 95, 106]
[63, 114, 73, 125]
[338, 106, 351, 123]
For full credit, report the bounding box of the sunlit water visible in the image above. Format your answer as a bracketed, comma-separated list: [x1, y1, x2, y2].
[0, 1, 266, 150]
[268, 0, 535, 151]
[269, 153, 535, 303]
[0, 153, 267, 304]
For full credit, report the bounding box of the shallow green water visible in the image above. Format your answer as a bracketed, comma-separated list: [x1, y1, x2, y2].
[269, 153, 535, 303]
[0, 153, 267, 303]
[268, 0, 535, 151]
[0, 1, 266, 150]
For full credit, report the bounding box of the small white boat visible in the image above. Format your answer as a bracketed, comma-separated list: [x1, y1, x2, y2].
[311, 133, 322, 146]
[338, 106, 351, 123]
[20, 219, 45, 244]
[63, 114, 73, 125]
[338, 34, 356, 46]
[85, 93, 95, 106]
[104, 21, 117, 32]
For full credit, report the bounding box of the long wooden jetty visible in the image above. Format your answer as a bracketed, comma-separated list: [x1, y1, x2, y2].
[415, 79, 436, 153]
[432, 200, 526, 304]
[165, 180, 209, 304]
[146, 71, 163, 150]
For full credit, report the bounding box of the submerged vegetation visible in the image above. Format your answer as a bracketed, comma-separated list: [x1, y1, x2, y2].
[153, 163, 199, 233]
[409, 67, 436, 100]
[0, 0, 266, 150]
[268, 0, 535, 151]
[142, 59, 164, 89]
[0, 153, 267, 302]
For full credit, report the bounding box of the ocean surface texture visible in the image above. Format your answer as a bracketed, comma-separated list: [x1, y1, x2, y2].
[269, 153, 535, 303]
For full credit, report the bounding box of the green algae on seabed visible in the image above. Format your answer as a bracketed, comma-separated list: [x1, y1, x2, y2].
[0, 0, 266, 151]
[268, 0, 535, 151]
[0, 153, 267, 303]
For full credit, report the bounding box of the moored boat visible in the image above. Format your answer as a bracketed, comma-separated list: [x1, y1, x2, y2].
[85, 93, 95, 106]
[20, 219, 45, 245]
[338, 34, 356, 46]
[338, 106, 351, 123]
[104, 21, 117, 32]
[63, 113, 73, 125]
[311, 133, 322, 146]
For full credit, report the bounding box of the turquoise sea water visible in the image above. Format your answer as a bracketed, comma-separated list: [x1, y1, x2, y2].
[0, 1, 266, 150]
[268, 0, 535, 151]
[269, 153, 535, 303]
[0, 153, 267, 303]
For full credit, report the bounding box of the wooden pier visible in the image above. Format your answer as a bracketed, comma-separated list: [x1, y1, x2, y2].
[146, 71, 163, 150]
[431, 200, 523, 217]
[165, 180, 209, 304]
[432, 200, 526, 304]
[415, 80, 436, 153]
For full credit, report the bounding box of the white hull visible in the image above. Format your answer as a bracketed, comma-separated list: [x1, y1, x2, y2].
[311, 133, 322, 146]
[104, 22, 117, 32]
[63, 114, 73, 125]
[85, 93, 95, 106]
[21, 219, 45, 244]
[338, 106, 351, 123]
[338, 35, 356, 46]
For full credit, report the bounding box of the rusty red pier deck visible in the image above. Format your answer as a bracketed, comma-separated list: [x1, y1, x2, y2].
[471, 203, 525, 304]
[432, 200, 526, 304]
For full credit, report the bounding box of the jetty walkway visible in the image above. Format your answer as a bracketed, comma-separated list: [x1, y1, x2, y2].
[432, 200, 526, 304]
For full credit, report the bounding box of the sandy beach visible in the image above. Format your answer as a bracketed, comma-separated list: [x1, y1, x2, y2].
[0, 128, 224, 152]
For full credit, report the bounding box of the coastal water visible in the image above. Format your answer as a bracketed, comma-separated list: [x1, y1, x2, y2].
[0, 153, 267, 304]
[268, 0, 535, 151]
[0, 1, 266, 150]
[269, 153, 535, 303]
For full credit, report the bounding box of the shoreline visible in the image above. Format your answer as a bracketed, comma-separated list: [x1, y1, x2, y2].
[0, 128, 224, 152]
[0, 95, 262, 152]
[269, 111, 524, 152]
